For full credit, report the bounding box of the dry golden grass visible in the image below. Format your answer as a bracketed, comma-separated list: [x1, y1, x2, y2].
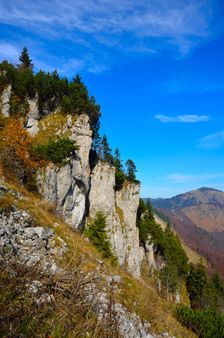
[181, 241, 207, 266]
[33, 112, 77, 144]
[0, 192, 15, 212]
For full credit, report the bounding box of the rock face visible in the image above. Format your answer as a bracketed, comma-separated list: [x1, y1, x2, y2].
[0, 90, 146, 277]
[37, 115, 145, 277]
[70, 114, 93, 187]
[25, 97, 40, 136]
[145, 237, 157, 270]
[89, 278, 155, 338]
[38, 114, 92, 230]
[89, 161, 144, 278]
[0, 208, 66, 272]
[0, 84, 11, 117]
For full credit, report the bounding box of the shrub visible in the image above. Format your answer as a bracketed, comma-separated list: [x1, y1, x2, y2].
[9, 95, 30, 117]
[115, 170, 126, 190]
[0, 118, 38, 187]
[85, 212, 116, 260]
[31, 138, 78, 165]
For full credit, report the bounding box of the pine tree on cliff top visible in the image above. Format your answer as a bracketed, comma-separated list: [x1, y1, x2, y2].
[125, 159, 137, 182]
[19, 47, 34, 70]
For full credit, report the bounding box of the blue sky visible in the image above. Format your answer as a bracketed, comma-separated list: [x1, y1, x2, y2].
[1, 0, 224, 197]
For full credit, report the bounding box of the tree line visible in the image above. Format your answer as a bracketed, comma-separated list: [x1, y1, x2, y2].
[0, 47, 100, 138]
[137, 198, 188, 292]
[96, 134, 139, 189]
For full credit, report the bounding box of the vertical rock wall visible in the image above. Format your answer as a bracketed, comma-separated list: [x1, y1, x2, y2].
[0, 88, 146, 277]
[37, 114, 92, 230]
[89, 161, 144, 278]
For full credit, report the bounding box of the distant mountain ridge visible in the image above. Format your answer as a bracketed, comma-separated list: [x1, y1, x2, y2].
[150, 187, 224, 276]
[151, 187, 224, 209]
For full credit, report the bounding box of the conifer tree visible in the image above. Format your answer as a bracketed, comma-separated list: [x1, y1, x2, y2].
[114, 147, 123, 171]
[85, 212, 113, 258]
[100, 135, 113, 164]
[125, 159, 137, 181]
[19, 47, 34, 69]
[114, 147, 125, 190]
[187, 262, 208, 309]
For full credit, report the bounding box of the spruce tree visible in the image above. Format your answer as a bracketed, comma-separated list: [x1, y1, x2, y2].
[187, 262, 208, 309]
[125, 159, 137, 182]
[114, 147, 125, 190]
[19, 47, 34, 69]
[85, 212, 113, 258]
[100, 135, 113, 164]
[114, 147, 123, 171]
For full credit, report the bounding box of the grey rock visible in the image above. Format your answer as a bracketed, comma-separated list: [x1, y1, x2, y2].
[27, 280, 43, 294]
[26, 117, 39, 136]
[0, 183, 8, 197]
[89, 161, 144, 278]
[1, 84, 11, 117]
[38, 114, 92, 229]
[0, 208, 66, 271]
[89, 282, 155, 338]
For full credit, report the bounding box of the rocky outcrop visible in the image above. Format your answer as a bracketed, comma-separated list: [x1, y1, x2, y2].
[88, 277, 154, 338]
[0, 84, 11, 117]
[22, 108, 145, 277]
[25, 97, 40, 136]
[89, 161, 144, 278]
[37, 114, 92, 230]
[145, 238, 157, 270]
[89, 162, 115, 222]
[70, 114, 93, 187]
[0, 208, 66, 272]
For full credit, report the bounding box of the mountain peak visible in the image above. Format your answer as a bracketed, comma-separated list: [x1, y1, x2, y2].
[151, 186, 224, 210]
[197, 187, 223, 193]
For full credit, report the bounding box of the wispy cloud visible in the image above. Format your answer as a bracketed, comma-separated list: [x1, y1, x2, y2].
[155, 114, 209, 123]
[164, 173, 224, 183]
[0, 42, 20, 61]
[198, 130, 224, 149]
[0, 0, 220, 73]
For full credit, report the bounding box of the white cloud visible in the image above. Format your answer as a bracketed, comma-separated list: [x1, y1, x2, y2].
[0, 42, 20, 61]
[155, 114, 209, 123]
[198, 130, 224, 149]
[164, 173, 224, 183]
[0, 0, 218, 55]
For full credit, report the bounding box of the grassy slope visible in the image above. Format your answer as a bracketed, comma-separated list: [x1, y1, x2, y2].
[0, 178, 196, 338]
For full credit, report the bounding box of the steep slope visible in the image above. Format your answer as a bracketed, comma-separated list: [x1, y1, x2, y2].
[151, 188, 224, 275]
[0, 181, 196, 338]
[0, 57, 201, 337]
[153, 212, 206, 265]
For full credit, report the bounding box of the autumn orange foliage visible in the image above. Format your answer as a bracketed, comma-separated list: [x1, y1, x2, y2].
[1, 118, 37, 168]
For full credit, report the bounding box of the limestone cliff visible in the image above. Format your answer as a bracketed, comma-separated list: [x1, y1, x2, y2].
[89, 161, 145, 277]
[37, 114, 92, 230]
[0, 90, 146, 277]
[30, 108, 145, 276]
